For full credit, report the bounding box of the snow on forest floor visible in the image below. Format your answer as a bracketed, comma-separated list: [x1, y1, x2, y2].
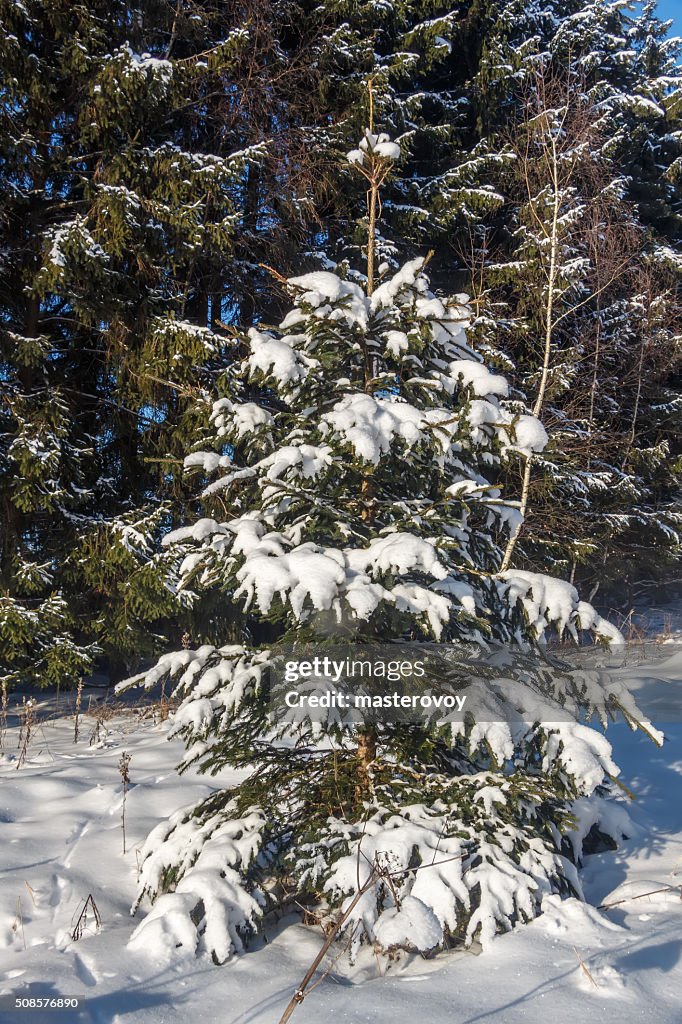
[1, 650, 681, 1024]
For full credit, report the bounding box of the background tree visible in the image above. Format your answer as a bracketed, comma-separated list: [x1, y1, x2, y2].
[0, 0, 320, 687]
[306, 0, 682, 601]
[490, 66, 682, 596]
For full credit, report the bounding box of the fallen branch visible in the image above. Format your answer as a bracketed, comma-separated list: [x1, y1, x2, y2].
[598, 884, 681, 911]
[277, 867, 380, 1024]
[277, 846, 472, 1024]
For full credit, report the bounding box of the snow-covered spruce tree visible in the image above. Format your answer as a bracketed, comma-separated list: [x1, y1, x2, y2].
[0, 0, 319, 686]
[124, 128, 657, 965]
[0, 0, 250, 685]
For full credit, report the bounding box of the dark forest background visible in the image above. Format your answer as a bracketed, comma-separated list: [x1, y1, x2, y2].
[1, 0, 680, 688]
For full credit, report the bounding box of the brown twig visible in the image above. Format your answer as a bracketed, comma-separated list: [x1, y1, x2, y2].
[258, 262, 289, 286]
[277, 846, 472, 1024]
[277, 866, 380, 1024]
[598, 884, 681, 911]
[573, 946, 599, 988]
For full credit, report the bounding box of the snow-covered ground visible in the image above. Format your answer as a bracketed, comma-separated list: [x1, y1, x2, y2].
[1, 654, 681, 1024]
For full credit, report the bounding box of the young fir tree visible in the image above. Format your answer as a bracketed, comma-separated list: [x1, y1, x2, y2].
[123, 129, 655, 965]
[0, 0, 317, 687]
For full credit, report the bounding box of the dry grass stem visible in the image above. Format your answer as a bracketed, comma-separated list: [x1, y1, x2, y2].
[16, 697, 36, 769]
[73, 677, 84, 743]
[11, 896, 26, 949]
[573, 946, 599, 988]
[71, 894, 102, 941]
[0, 679, 7, 750]
[119, 751, 132, 854]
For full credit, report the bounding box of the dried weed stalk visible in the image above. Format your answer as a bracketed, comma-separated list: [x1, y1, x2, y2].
[73, 677, 84, 743]
[119, 751, 132, 854]
[71, 894, 102, 941]
[0, 679, 7, 750]
[16, 697, 36, 769]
